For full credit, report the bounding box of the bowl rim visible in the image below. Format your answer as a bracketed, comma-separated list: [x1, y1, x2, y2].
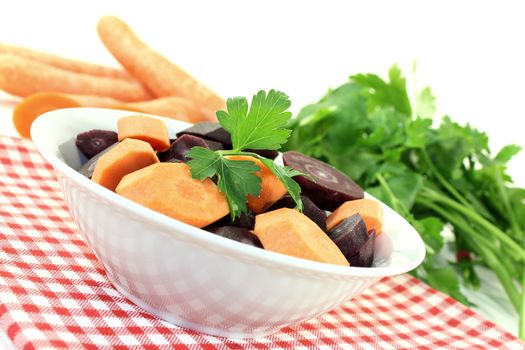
[31, 107, 426, 279]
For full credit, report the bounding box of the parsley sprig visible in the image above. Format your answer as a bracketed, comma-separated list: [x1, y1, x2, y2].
[187, 90, 303, 219]
[286, 65, 525, 339]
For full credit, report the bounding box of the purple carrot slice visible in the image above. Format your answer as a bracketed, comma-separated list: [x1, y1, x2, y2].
[267, 195, 327, 231]
[176, 122, 231, 145]
[283, 151, 364, 211]
[211, 211, 256, 230]
[76, 129, 118, 158]
[158, 134, 223, 163]
[349, 229, 376, 267]
[327, 213, 369, 263]
[206, 226, 263, 248]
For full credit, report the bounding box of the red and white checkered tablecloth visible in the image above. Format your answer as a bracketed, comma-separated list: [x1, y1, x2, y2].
[0, 135, 523, 350]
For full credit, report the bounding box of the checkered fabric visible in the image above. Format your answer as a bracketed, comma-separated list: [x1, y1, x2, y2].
[0, 135, 523, 350]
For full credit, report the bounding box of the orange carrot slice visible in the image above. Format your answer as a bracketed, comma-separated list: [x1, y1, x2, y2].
[117, 115, 170, 152]
[13, 92, 218, 139]
[253, 208, 349, 266]
[92, 138, 159, 191]
[14, 93, 77, 138]
[326, 199, 384, 234]
[97, 16, 225, 111]
[226, 155, 287, 213]
[0, 44, 133, 81]
[116, 163, 229, 228]
[0, 54, 151, 101]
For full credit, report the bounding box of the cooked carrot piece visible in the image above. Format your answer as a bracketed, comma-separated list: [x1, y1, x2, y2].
[326, 199, 384, 234]
[92, 138, 159, 191]
[226, 155, 287, 213]
[253, 208, 349, 266]
[117, 115, 170, 152]
[97, 16, 225, 111]
[0, 54, 151, 101]
[116, 163, 229, 228]
[0, 44, 133, 80]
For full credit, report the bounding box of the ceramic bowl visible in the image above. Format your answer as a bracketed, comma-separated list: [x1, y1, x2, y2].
[31, 108, 425, 338]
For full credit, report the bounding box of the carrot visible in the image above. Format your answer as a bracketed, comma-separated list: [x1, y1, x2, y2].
[0, 43, 133, 81]
[116, 96, 217, 123]
[253, 208, 349, 266]
[14, 93, 82, 139]
[117, 115, 170, 151]
[0, 54, 152, 101]
[226, 155, 287, 213]
[326, 199, 384, 234]
[116, 163, 229, 228]
[13, 92, 216, 139]
[92, 138, 159, 191]
[97, 16, 225, 111]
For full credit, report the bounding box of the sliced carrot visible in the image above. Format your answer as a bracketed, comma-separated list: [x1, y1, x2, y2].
[114, 96, 217, 123]
[326, 199, 384, 234]
[253, 208, 349, 266]
[13, 92, 217, 139]
[97, 16, 225, 111]
[116, 163, 229, 228]
[14, 93, 77, 138]
[0, 54, 151, 101]
[0, 43, 133, 80]
[92, 138, 159, 191]
[226, 155, 287, 213]
[117, 115, 170, 152]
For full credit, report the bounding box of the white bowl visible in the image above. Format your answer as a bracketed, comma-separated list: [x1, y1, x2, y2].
[31, 107, 425, 338]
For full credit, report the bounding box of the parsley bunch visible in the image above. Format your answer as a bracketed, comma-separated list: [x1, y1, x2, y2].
[187, 90, 303, 219]
[286, 66, 525, 339]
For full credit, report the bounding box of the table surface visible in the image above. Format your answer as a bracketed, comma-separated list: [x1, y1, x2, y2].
[1, 135, 523, 349]
[0, 0, 523, 339]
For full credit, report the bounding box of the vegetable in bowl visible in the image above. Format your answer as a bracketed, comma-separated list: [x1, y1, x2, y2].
[31, 105, 425, 338]
[75, 90, 386, 268]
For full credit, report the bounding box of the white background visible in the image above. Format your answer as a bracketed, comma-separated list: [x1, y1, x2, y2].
[0, 0, 523, 336]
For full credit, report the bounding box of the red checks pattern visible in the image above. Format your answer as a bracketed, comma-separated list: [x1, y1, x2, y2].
[0, 135, 523, 349]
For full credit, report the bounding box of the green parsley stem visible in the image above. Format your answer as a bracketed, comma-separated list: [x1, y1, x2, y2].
[494, 166, 524, 239]
[416, 196, 521, 312]
[420, 187, 525, 261]
[420, 148, 472, 209]
[518, 264, 525, 340]
[218, 150, 262, 158]
[376, 173, 407, 215]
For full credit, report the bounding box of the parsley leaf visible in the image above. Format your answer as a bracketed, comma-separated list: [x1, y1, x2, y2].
[186, 146, 221, 179]
[416, 86, 436, 119]
[217, 90, 292, 151]
[187, 147, 262, 218]
[187, 90, 302, 219]
[259, 158, 303, 211]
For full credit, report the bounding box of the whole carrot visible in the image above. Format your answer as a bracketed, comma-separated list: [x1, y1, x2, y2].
[14, 92, 215, 139]
[0, 54, 152, 102]
[117, 96, 217, 123]
[97, 16, 225, 111]
[0, 43, 133, 81]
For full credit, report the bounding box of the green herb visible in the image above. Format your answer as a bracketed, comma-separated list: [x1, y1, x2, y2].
[285, 65, 525, 339]
[187, 90, 303, 219]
